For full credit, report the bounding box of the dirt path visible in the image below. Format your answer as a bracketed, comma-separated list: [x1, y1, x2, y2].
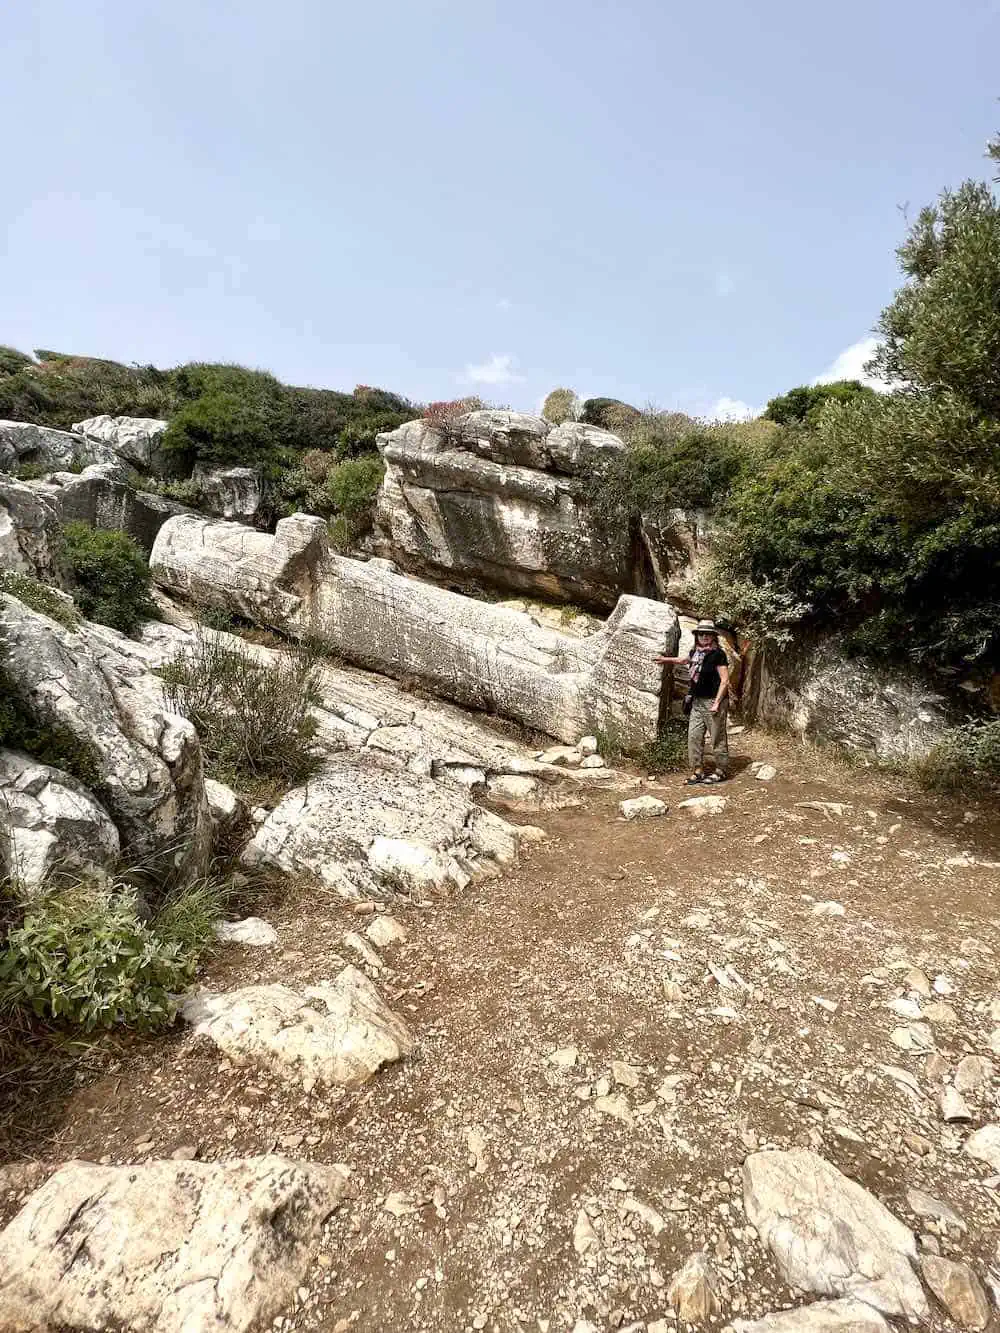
[4, 733, 1000, 1332]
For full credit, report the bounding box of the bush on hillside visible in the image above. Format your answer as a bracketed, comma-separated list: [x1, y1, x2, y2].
[0, 869, 240, 1033]
[0, 353, 176, 429]
[580, 396, 642, 436]
[542, 387, 579, 424]
[910, 719, 1000, 792]
[161, 634, 321, 791]
[62, 523, 154, 636]
[0, 347, 33, 377]
[763, 379, 876, 426]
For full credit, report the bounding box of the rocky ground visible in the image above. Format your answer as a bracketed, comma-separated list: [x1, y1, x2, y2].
[2, 729, 998, 1332]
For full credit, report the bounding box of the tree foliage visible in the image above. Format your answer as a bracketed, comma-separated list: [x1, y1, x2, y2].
[763, 379, 875, 427]
[542, 387, 579, 424]
[580, 396, 642, 435]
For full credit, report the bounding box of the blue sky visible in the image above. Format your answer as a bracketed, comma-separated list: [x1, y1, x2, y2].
[3, 0, 998, 419]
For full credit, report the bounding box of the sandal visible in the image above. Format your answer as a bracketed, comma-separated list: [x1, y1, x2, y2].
[684, 773, 705, 786]
[703, 772, 727, 784]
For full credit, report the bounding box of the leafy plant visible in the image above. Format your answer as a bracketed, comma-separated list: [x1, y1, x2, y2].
[62, 522, 154, 635]
[763, 380, 876, 427]
[909, 719, 1000, 792]
[542, 387, 579, 424]
[0, 882, 193, 1032]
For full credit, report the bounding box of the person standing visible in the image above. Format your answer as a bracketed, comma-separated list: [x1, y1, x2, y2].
[654, 619, 731, 785]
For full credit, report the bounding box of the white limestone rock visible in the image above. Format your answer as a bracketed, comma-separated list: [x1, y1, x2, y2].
[150, 511, 679, 749]
[964, 1123, 1000, 1172]
[180, 966, 413, 1088]
[373, 411, 631, 610]
[921, 1255, 991, 1329]
[0, 477, 66, 582]
[214, 917, 278, 947]
[732, 1298, 890, 1333]
[191, 465, 263, 522]
[365, 915, 408, 948]
[679, 794, 728, 817]
[0, 419, 117, 474]
[240, 753, 518, 898]
[0, 596, 212, 883]
[620, 795, 668, 820]
[0, 1155, 347, 1332]
[0, 749, 120, 890]
[73, 414, 169, 473]
[742, 1149, 927, 1321]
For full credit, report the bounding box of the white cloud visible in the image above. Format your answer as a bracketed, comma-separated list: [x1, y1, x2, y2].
[496, 297, 512, 311]
[462, 353, 524, 385]
[714, 270, 735, 298]
[709, 396, 757, 422]
[813, 336, 892, 392]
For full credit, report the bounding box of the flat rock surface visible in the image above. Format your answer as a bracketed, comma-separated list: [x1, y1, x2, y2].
[0, 1155, 346, 1333]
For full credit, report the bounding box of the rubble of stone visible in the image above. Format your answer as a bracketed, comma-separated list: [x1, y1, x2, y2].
[151, 512, 679, 748]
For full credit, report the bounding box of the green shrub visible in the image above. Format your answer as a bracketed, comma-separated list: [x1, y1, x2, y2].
[542, 387, 579, 424]
[0, 570, 79, 630]
[580, 397, 642, 435]
[161, 634, 321, 789]
[161, 387, 280, 470]
[0, 680, 103, 790]
[910, 719, 1000, 792]
[326, 455, 384, 521]
[763, 380, 876, 427]
[0, 346, 34, 377]
[0, 882, 192, 1032]
[62, 523, 154, 635]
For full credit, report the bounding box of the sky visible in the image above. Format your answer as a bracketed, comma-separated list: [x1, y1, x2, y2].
[3, 1, 999, 420]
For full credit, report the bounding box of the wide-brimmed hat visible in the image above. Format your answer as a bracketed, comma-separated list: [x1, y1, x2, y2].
[693, 619, 718, 636]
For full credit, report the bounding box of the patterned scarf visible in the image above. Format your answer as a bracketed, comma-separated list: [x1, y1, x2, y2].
[688, 645, 709, 686]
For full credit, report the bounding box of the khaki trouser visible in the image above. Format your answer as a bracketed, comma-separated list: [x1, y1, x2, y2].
[688, 696, 729, 775]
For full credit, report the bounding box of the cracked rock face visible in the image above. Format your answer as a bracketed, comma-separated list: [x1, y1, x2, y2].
[72, 414, 169, 474]
[0, 595, 212, 883]
[0, 749, 120, 889]
[0, 1155, 347, 1333]
[0, 477, 66, 583]
[150, 512, 679, 748]
[373, 411, 633, 610]
[240, 751, 519, 897]
[181, 966, 414, 1088]
[191, 464, 263, 521]
[742, 1149, 927, 1321]
[0, 419, 118, 474]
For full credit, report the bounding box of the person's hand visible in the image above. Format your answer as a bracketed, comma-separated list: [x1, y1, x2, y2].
[709, 701, 719, 714]
[653, 655, 671, 665]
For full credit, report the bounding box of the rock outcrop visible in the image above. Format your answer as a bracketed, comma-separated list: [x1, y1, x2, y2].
[0, 1155, 347, 1333]
[150, 513, 678, 748]
[36, 464, 191, 554]
[191, 464, 263, 522]
[744, 636, 952, 761]
[241, 751, 521, 897]
[0, 420, 117, 474]
[374, 411, 634, 609]
[0, 477, 66, 582]
[0, 595, 212, 883]
[72, 414, 169, 474]
[181, 965, 413, 1088]
[0, 749, 120, 889]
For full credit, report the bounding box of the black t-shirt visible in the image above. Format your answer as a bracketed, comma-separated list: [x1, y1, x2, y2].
[690, 646, 729, 698]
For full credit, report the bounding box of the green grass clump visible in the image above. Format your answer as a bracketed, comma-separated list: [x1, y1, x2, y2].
[909, 719, 1000, 792]
[0, 570, 79, 630]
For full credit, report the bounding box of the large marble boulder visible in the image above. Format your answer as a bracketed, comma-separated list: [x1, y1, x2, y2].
[744, 635, 952, 761]
[0, 420, 116, 474]
[374, 411, 633, 609]
[0, 749, 120, 889]
[0, 594, 212, 883]
[72, 414, 169, 474]
[0, 477, 66, 582]
[150, 513, 678, 748]
[19, 464, 190, 555]
[191, 464, 263, 522]
[0, 1155, 347, 1333]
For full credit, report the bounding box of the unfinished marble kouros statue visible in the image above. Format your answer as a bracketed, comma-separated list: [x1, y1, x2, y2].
[150, 512, 679, 748]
